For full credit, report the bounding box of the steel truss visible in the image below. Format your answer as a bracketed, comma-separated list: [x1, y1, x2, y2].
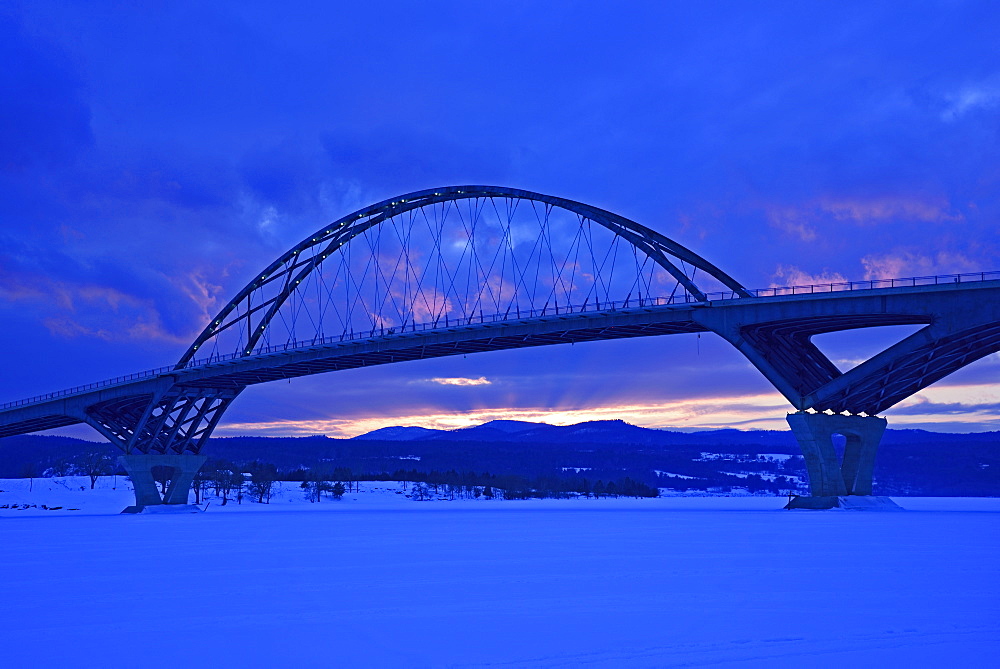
[85, 387, 241, 454]
[809, 321, 1000, 415]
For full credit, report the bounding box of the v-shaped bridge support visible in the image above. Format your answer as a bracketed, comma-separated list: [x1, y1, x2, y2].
[80, 385, 243, 511]
[786, 411, 886, 496]
[694, 284, 1000, 415]
[118, 453, 208, 512]
[694, 282, 1000, 506]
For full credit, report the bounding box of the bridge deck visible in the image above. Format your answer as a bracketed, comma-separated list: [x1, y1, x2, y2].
[2, 276, 998, 440]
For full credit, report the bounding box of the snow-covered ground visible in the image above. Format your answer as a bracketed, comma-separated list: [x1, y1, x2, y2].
[2, 478, 998, 667]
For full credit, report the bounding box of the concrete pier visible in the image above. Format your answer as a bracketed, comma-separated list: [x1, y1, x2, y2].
[118, 453, 207, 513]
[786, 411, 891, 509]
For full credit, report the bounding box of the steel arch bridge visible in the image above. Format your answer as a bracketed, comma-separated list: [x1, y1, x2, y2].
[2, 185, 998, 506]
[177, 185, 751, 368]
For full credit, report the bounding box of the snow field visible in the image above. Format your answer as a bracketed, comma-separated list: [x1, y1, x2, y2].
[2, 478, 998, 667]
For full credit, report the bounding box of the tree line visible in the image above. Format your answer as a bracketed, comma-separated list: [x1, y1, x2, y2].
[183, 460, 661, 502]
[282, 466, 659, 499]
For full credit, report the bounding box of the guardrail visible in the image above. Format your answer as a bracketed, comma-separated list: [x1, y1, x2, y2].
[3, 270, 997, 411]
[0, 364, 177, 411]
[179, 270, 1000, 367]
[746, 270, 1000, 298]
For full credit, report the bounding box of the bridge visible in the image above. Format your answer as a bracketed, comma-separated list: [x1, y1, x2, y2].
[2, 186, 998, 510]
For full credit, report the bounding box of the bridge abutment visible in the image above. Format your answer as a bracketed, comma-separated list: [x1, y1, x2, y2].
[785, 412, 898, 509]
[118, 454, 207, 513]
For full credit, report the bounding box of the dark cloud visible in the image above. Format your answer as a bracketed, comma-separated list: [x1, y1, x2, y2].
[0, 11, 93, 172]
[887, 399, 1000, 417]
[321, 129, 515, 199]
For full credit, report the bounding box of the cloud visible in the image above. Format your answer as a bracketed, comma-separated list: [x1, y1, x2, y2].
[818, 196, 962, 225]
[764, 206, 817, 242]
[168, 270, 226, 328]
[0, 264, 192, 345]
[860, 251, 982, 280]
[321, 128, 515, 198]
[426, 377, 492, 387]
[764, 195, 961, 242]
[885, 383, 1000, 429]
[771, 264, 847, 287]
[941, 82, 1000, 122]
[213, 341, 1000, 439]
[215, 392, 794, 438]
[0, 13, 93, 171]
[211, 377, 1000, 438]
[887, 398, 1000, 417]
[42, 317, 113, 341]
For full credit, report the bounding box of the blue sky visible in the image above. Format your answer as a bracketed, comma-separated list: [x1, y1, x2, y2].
[2, 1, 998, 437]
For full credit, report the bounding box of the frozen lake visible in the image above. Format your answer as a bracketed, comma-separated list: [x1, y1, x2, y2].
[2, 479, 999, 667]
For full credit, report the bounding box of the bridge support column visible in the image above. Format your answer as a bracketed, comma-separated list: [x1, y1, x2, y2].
[118, 454, 207, 513]
[785, 412, 898, 509]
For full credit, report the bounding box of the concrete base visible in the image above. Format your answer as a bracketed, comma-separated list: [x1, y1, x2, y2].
[121, 504, 205, 514]
[785, 495, 903, 510]
[787, 412, 887, 497]
[118, 453, 207, 512]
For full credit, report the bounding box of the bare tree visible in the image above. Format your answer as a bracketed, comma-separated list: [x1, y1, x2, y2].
[46, 458, 73, 477]
[213, 468, 243, 505]
[192, 468, 210, 504]
[304, 466, 332, 502]
[214, 469, 232, 504]
[20, 462, 37, 492]
[76, 449, 115, 489]
[234, 471, 246, 504]
[246, 462, 277, 503]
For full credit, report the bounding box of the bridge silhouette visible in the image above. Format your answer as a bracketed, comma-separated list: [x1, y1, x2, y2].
[2, 186, 998, 510]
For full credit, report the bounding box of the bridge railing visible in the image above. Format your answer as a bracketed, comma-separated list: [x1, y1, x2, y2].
[179, 270, 1000, 369]
[0, 364, 178, 411]
[179, 293, 704, 368]
[748, 270, 1000, 298]
[3, 270, 997, 411]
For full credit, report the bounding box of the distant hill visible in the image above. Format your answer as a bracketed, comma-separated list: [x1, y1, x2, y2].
[0, 420, 997, 496]
[351, 418, 802, 448]
[354, 426, 441, 441]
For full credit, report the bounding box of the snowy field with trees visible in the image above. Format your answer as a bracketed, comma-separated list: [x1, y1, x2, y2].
[3, 478, 999, 667]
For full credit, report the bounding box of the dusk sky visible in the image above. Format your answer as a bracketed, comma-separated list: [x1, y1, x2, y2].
[2, 1, 998, 438]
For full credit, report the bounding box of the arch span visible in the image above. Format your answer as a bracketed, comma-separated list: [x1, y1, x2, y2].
[177, 186, 751, 368]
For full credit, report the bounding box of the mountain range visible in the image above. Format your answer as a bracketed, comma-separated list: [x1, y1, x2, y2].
[352, 418, 994, 448]
[1, 419, 997, 496]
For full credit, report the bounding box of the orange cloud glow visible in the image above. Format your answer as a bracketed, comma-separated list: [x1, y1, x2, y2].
[771, 265, 848, 287]
[764, 195, 962, 243]
[214, 372, 1000, 439]
[861, 251, 982, 280]
[426, 376, 492, 386]
[215, 392, 798, 438]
